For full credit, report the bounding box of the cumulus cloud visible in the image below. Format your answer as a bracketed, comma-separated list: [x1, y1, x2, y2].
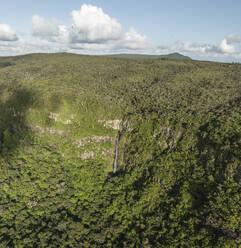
[29, 5, 149, 52]
[1, 3, 241, 62]
[121, 28, 149, 50]
[70, 4, 122, 43]
[32, 15, 59, 38]
[70, 28, 150, 52]
[219, 38, 235, 54]
[0, 24, 18, 41]
[31, 15, 69, 43]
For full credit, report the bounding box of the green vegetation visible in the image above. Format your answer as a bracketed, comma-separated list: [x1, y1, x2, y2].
[105, 52, 191, 60]
[0, 53, 240, 247]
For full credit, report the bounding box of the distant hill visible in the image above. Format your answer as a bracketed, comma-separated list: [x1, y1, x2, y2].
[105, 52, 192, 60]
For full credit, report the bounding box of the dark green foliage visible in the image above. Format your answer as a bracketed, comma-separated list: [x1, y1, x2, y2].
[0, 62, 13, 68]
[0, 53, 240, 247]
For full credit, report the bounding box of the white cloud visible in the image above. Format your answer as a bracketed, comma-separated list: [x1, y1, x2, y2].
[219, 39, 235, 54]
[31, 15, 69, 43]
[70, 4, 122, 43]
[70, 42, 114, 51]
[182, 37, 239, 55]
[29, 5, 149, 52]
[0, 39, 67, 55]
[156, 45, 170, 52]
[3, 3, 239, 61]
[32, 15, 59, 38]
[121, 28, 149, 50]
[226, 34, 241, 44]
[156, 34, 241, 60]
[182, 42, 220, 54]
[0, 24, 18, 41]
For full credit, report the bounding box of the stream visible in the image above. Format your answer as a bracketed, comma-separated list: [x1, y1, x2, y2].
[113, 130, 121, 173]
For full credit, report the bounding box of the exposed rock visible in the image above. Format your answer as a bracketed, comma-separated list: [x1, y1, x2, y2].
[74, 137, 89, 147]
[49, 112, 59, 122]
[47, 127, 65, 135]
[74, 136, 112, 148]
[91, 136, 111, 143]
[56, 182, 66, 193]
[98, 119, 134, 132]
[62, 119, 72, 124]
[27, 200, 38, 208]
[101, 149, 112, 156]
[27, 125, 65, 136]
[105, 120, 121, 130]
[81, 151, 95, 160]
[122, 120, 133, 132]
[98, 119, 121, 130]
[49, 112, 72, 125]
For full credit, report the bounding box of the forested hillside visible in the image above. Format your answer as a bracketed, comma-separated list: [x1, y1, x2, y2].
[106, 52, 191, 60]
[0, 53, 240, 247]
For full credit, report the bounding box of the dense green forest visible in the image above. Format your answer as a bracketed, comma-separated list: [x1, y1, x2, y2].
[0, 53, 240, 247]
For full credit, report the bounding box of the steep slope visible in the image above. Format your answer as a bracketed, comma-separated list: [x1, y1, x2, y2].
[0, 53, 240, 247]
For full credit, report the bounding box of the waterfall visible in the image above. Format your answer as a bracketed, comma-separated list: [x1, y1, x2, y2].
[113, 131, 121, 174]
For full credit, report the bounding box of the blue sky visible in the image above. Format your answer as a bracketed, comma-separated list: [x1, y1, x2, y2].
[0, 0, 241, 61]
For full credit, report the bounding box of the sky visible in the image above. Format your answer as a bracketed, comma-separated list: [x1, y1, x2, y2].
[0, 0, 241, 62]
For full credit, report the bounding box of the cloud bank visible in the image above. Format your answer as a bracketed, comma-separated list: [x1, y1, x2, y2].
[156, 34, 241, 60]
[0, 4, 240, 61]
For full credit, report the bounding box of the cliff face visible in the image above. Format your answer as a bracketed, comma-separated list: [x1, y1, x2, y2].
[0, 53, 240, 247]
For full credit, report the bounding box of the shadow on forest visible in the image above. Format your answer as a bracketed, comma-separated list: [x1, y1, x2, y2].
[0, 87, 37, 156]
